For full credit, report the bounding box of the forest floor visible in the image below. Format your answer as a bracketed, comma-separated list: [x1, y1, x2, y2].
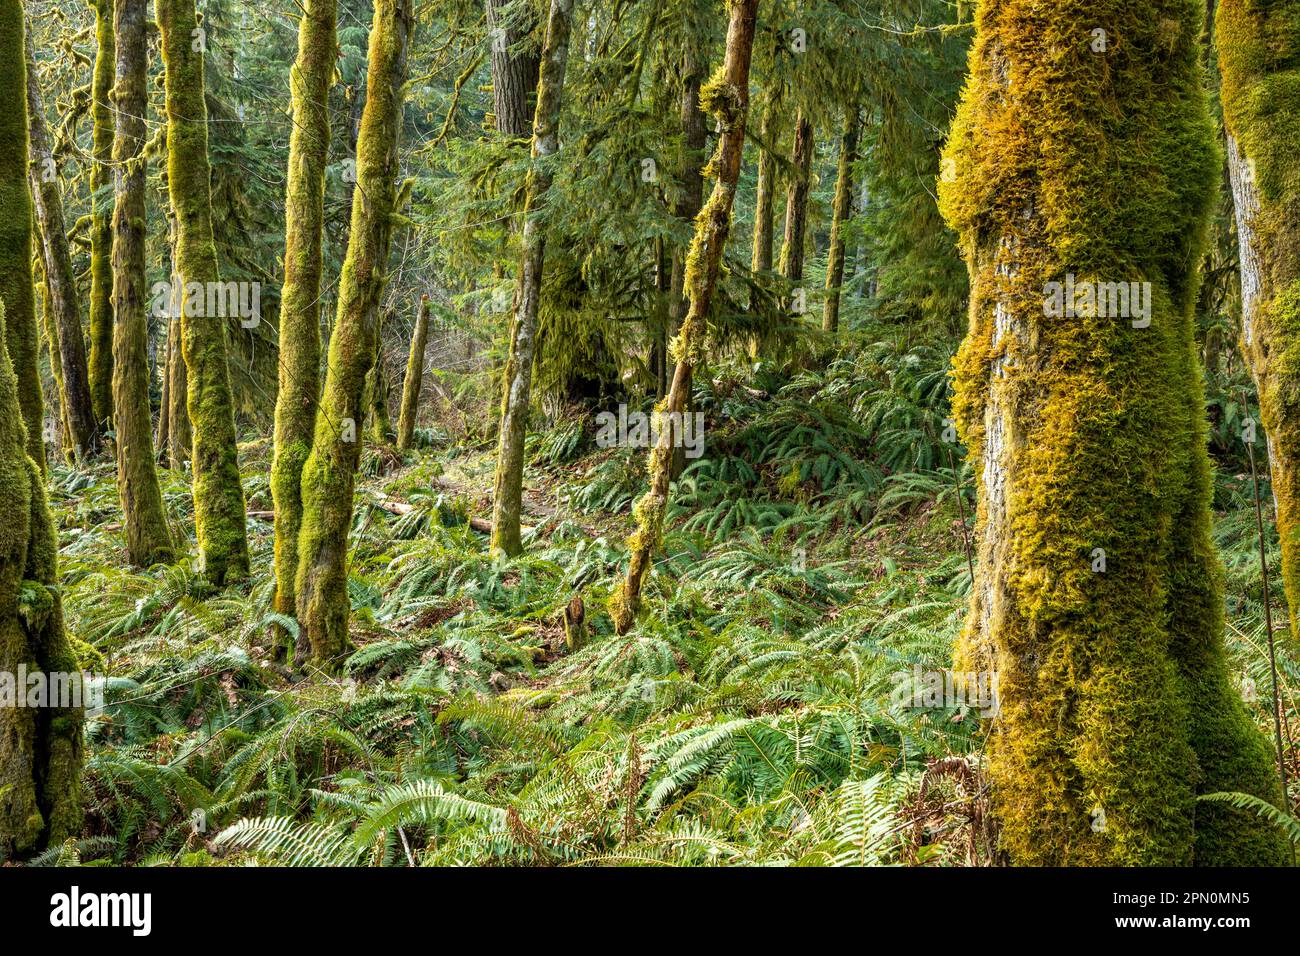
[36, 365, 1299, 865]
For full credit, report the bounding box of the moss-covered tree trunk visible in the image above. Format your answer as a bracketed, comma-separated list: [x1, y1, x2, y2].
[749, 98, 779, 310]
[822, 108, 858, 333]
[396, 295, 431, 450]
[1219, 0, 1300, 643]
[25, 35, 98, 462]
[0, 300, 85, 861]
[779, 110, 813, 284]
[489, 0, 577, 558]
[938, 0, 1288, 865]
[111, 0, 174, 568]
[366, 310, 394, 444]
[486, 0, 540, 138]
[294, 0, 413, 669]
[0, 1, 46, 472]
[157, 0, 249, 585]
[611, 0, 759, 634]
[88, 0, 114, 431]
[271, 0, 336, 628]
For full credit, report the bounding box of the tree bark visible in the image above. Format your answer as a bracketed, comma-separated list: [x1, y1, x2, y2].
[489, 0, 577, 558]
[294, 0, 413, 668]
[1219, 0, 1300, 645]
[272, 0, 336, 627]
[779, 110, 813, 284]
[822, 108, 859, 333]
[88, 0, 115, 431]
[157, 0, 250, 585]
[749, 98, 779, 308]
[611, 0, 759, 634]
[25, 35, 98, 461]
[110, 0, 174, 569]
[939, 0, 1287, 865]
[396, 295, 431, 450]
[486, 0, 540, 138]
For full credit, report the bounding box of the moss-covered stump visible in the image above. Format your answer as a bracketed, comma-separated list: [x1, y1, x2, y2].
[938, 0, 1290, 864]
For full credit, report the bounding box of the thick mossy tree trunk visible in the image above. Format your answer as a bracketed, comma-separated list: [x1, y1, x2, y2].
[157, 0, 249, 585]
[294, 0, 413, 668]
[939, 0, 1289, 865]
[1219, 0, 1300, 642]
[0, 298, 85, 861]
[779, 110, 813, 284]
[396, 295, 431, 451]
[25, 35, 98, 461]
[88, 0, 114, 430]
[611, 0, 759, 634]
[822, 108, 859, 333]
[489, 0, 577, 558]
[271, 0, 336, 627]
[486, 0, 540, 138]
[111, 0, 174, 568]
[0, 0, 46, 471]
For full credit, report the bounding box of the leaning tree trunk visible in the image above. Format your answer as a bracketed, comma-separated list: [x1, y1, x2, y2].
[111, 0, 174, 568]
[0, 300, 85, 861]
[157, 0, 249, 586]
[271, 0, 336, 629]
[779, 110, 813, 285]
[88, 0, 114, 430]
[1219, 0, 1300, 644]
[25, 35, 98, 461]
[489, 0, 577, 558]
[486, 0, 541, 138]
[294, 0, 413, 669]
[611, 0, 759, 634]
[0, 0, 45, 471]
[822, 108, 859, 333]
[396, 294, 431, 450]
[938, 0, 1288, 865]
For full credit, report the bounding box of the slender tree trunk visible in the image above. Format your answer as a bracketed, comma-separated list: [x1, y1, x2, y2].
[938, 0, 1287, 865]
[166, 310, 191, 466]
[0, 299, 85, 862]
[88, 0, 114, 431]
[486, 0, 540, 138]
[366, 309, 393, 443]
[779, 110, 814, 284]
[294, 0, 413, 668]
[750, 100, 778, 302]
[489, 0, 577, 558]
[272, 0, 336, 628]
[157, 0, 249, 585]
[1219, 0, 1300, 644]
[396, 294, 431, 450]
[25, 35, 98, 461]
[0, 3, 44, 472]
[110, 0, 174, 568]
[36, 262, 71, 461]
[157, 318, 170, 457]
[611, 0, 759, 634]
[822, 108, 859, 333]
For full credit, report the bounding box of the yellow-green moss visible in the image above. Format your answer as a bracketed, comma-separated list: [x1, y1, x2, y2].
[88, 0, 114, 429]
[939, 0, 1288, 864]
[157, 0, 249, 585]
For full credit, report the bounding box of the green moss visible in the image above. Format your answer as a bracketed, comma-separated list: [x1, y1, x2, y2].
[157, 0, 249, 586]
[88, 0, 114, 429]
[271, 0, 336, 638]
[939, 0, 1288, 864]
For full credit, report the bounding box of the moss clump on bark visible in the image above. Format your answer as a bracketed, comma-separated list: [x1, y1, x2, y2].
[157, 0, 249, 585]
[939, 0, 1289, 864]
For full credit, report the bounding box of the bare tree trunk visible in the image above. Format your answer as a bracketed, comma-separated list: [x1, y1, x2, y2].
[25, 35, 98, 461]
[489, 0, 577, 558]
[294, 0, 413, 668]
[822, 108, 859, 333]
[486, 0, 540, 138]
[110, 0, 174, 567]
[396, 294, 431, 450]
[611, 0, 759, 634]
